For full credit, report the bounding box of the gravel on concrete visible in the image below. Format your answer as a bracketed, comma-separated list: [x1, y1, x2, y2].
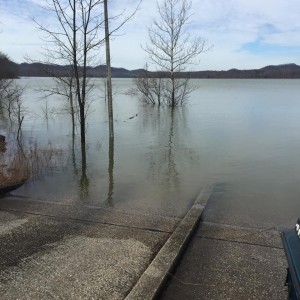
[0, 208, 171, 300]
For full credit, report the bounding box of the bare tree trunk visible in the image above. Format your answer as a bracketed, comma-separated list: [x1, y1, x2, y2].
[104, 0, 114, 138]
[17, 116, 24, 142]
[70, 0, 86, 162]
[171, 76, 175, 108]
[69, 78, 76, 140]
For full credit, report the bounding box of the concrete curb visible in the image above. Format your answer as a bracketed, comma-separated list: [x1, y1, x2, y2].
[125, 184, 213, 300]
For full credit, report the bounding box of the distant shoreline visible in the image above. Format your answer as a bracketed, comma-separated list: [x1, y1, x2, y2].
[17, 76, 300, 80]
[9, 61, 300, 79]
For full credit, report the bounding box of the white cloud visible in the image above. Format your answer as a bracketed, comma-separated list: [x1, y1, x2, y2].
[1, 0, 300, 69]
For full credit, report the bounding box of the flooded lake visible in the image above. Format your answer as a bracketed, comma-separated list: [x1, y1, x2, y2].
[3, 78, 300, 228]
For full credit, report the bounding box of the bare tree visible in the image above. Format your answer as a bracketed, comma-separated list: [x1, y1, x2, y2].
[0, 79, 23, 118]
[37, 71, 95, 141]
[0, 80, 25, 142]
[35, 0, 104, 168]
[143, 0, 209, 107]
[0, 52, 24, 136]
[35, 0, 141, 147]
[14, 96, 26, 141]
[134, 64, 163, 106]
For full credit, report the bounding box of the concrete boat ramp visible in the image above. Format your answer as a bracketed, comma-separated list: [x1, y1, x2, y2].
[0, 185, 288, 299]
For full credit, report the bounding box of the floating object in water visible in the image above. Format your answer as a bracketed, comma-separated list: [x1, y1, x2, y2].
[128, 114, 138, 120]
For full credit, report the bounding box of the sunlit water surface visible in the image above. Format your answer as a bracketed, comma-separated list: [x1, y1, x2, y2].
[3, 78, 300, 228]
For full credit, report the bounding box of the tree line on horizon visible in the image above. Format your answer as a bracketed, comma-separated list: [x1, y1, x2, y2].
[2, 56, 300, 79]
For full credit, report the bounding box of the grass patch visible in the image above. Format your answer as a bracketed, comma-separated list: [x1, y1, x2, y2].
[0, 140, 64, 188]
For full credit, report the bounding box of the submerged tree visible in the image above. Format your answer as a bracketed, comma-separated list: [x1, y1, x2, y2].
[134, 64, 163, 106]
[35, 0, 141, 146]
[141, 0, 209, 107]
[35, 0, 104, 169]
[0, 78, 23, 120]
[38, 69, 94, 141]
[0, 52, 24, 137]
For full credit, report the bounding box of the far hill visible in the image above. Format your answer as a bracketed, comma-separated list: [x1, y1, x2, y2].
[13, 62, 300, 79]
[190, 64, 300, 79]
[0, 55, 19, 79]
[17, 63, 142, 78]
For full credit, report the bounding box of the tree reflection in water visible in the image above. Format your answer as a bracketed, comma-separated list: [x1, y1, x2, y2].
[167, 109, 179, 188]
[79, 141, 89, 201]
[142, 106, 188, 190]
[69, 134, 89, 201]
[105, 136, 114, 207]
[72, 134, 114, 205]
[79, 165, 89, 200]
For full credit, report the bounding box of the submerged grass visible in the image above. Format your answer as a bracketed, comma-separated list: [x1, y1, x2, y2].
[0, 140, 64, 188]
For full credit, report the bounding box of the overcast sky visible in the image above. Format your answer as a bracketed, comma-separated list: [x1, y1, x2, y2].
[1, 0, 300, 71]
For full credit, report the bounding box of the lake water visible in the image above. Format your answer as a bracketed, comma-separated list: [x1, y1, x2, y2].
[3, 78, 300, 228]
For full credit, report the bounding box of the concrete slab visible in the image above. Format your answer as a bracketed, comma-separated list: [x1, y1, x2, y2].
[0, 185, 213, 299]
[160, 222, 287, 300]
[0, 215, 169, 300]
[0, 196, 179, 233]
[196, 221, 283, 249]
[0, 211, 28, 235]
[126, 185, 213, 300]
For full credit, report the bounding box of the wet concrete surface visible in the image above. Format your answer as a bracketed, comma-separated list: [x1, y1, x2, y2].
[0, 195, 176, 300]
[159, 221, 288, 300]
[159, 186, 289, 299]
[0, 185, 290, 299]
[0, 196, 180, 233]
[126, 187, 212, 299]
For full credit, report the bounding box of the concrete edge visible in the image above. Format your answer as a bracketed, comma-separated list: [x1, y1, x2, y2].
[125, 184, 213, 300]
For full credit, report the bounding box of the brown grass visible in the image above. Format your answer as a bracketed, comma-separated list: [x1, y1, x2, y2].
[0, 141, 64, 187]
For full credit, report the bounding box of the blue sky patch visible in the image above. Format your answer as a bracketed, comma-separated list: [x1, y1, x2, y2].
[259, 23, 280, 35]
[240, 39, 300, 56]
